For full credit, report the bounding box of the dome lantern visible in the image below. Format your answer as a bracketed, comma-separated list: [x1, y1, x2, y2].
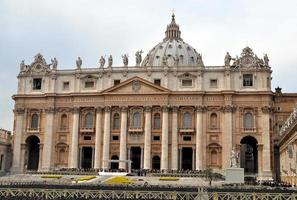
[164, 13, 182, 41]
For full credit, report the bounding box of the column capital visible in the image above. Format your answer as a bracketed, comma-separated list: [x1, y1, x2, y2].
[96, 106, 103, 113]
[220, 105, 236, 113]
[162, 105, 169, 112]
[195, 105, 207, 113]
[44, 107, 55, 114]
[172, 106, 179, 113]
[261, 106, 272, 114]
[14, 108, 25, 115]
[121, 106, 128, 112]
[104, 106, 111, 112]
[72, 107, 80, 114]
[144, 106, 152, 112]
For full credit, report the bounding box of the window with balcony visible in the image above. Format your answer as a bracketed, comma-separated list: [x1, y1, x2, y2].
[244, 112, 253, 130]
[153, 113, 161, 130]
[113, 113, 120, 130]
[31, 114, 39, 129]
[85, 113, 93, 128]
[183, 112, 192, 128]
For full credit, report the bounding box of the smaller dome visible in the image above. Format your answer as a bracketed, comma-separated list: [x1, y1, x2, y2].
[142, 14, 203, 67]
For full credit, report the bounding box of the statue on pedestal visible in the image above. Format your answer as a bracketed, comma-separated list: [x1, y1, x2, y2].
[99, 56, 105, 68]
[108, 55, 113, 67]
[230, 147, 240, 168]
[224, 52, 232, 66]
[135, 50, 143, 66]
[20, 60, 26, 72]
[51, 57, 58, 70]
[264, 54, 269, 66]
[122, 54, 129, 66]
[76, 57, 82, 69]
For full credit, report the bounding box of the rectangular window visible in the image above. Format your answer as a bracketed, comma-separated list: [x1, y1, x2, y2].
[84, 136, 92, 140]
[183, 136, 192, 141]
[0, 154, 3, 171]
[153, 136, 160, 141]
[63, 81, 69, 90]
[243, 74, 253, 87]
[33, 78, 42, 90]
[85, 81, 94, 88]
[112, 135, 119, 141]
[114, 80, 120, 86]
[182, 79, 192, 87]
[154, 79, 161, 86]
[210, 79, 218, 88]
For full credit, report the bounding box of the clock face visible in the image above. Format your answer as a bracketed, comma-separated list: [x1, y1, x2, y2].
[241, 56, 254, 67]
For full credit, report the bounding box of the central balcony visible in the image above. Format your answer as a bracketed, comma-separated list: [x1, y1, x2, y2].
[179, 127, 195, 135]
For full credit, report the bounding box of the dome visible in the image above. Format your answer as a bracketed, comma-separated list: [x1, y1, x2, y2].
[142, 14, 203, 67]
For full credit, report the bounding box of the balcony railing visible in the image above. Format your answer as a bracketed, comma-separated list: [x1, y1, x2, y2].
[179, 127, 195, 134]
[242, 128, 256, 132]
[27, 128, 39, 133]
[128, 127, 143, 133]
[80, 127, 94, 133]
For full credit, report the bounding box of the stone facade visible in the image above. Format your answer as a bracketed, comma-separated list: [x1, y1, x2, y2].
[278, 106, 297, 186]
[11, 14, 297, 180]
[0, 129, 12, 175]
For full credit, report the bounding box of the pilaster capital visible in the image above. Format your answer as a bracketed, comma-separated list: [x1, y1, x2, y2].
[72, 107, 80, 114]
[162, 105, 169, 112]
[144, 106, 152, 112]
[14, 108, 25, 115]
[172, 106, 179, 113]
[261, 106, 272, 114]
[221, 105, 236, 113]
[45, 107, 55, 114]
[96, 106, 103, 113]
[195, 105, 207, 113]
[104, 106, 111, 112]
[121, 106, 128, 112]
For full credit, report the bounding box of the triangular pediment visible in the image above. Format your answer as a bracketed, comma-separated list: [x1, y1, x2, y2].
[101, 76, 171, 94]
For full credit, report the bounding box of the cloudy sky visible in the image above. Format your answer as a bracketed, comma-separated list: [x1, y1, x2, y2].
[1, 0, 297, 130]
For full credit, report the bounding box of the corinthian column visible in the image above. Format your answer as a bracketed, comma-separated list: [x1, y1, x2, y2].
[70, 107, 79, 168]
[222, 105, 234, 169]
[119, 106, 128, 170]
[261, 106, 272, 178]
[195, 106, 204, 170]
[143, 106, 152, 170]
[161, 106, 169, 171]
[171, 106, 178, 170]
[42, 107, 55, 171]
[102, 106, 111, 169]
[12, 108, 25, 173]
[94, 107, 103, 169]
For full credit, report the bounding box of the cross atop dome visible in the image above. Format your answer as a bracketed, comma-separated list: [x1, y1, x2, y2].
[164, 12, 182, 41]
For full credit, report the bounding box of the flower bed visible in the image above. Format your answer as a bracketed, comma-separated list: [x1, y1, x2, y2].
[159, 177, 179, 181]
[104, 176, 134, 185]
[41, 175, 63, 179]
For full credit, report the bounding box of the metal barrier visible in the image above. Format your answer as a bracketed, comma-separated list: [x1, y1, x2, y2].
[0, 187, 295, 200]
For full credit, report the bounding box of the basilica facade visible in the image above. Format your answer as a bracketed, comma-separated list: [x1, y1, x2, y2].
[11, 14, 297, 180]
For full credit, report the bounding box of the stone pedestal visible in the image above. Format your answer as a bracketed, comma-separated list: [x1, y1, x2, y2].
[225, 168, 244, 184]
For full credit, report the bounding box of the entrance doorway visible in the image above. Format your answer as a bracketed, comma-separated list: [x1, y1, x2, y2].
[26, 135, 40, 170]
[182, 147, 193, 170]
[240, 136, 258, 174]
[111, 155, 119, 170]
[81, 147, 93, 169]
[131, 147, 141, 169]
[152, 156, 160, 170]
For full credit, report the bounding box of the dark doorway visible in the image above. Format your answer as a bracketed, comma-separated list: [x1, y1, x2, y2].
[131, 147, 141, 169]
[111, 155, 119, 170]
[152, 156, 160, 170]
[81, 147, 93, 169]
[26, 135, 40, 170]
[240, 136, 258, 174]
[182, 147, 193, 170]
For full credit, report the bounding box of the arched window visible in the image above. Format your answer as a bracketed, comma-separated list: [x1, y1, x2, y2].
[31, 114, 39, 129]
[244, 112, 253, 130]
[113, 113, 120, 130]
[133, 112, 141, 128]
[210, 113, 218, 129]
[183, 112, 192, 128]
[85, 113, 93, 128]
[60, 114, 68, 130]
[211, 150, 218, 165]
[153, 113, 161, 130]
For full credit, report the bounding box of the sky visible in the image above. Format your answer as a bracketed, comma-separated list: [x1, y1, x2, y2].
[1, 0, 297, 130]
